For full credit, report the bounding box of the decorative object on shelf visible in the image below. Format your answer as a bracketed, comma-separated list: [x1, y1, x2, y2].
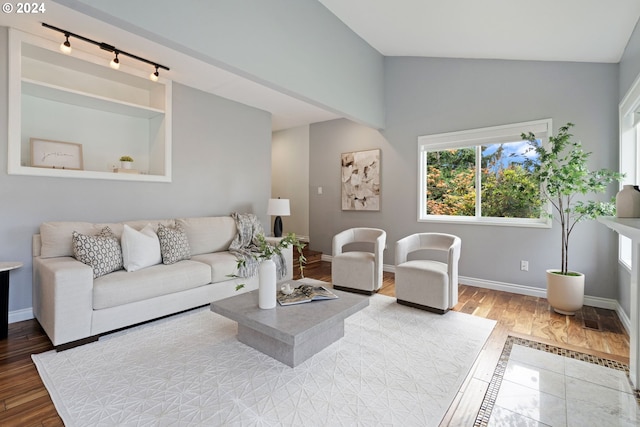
[258, 259, 277, 309]
[30, 138, 83, 170]
[521, 123, 623, 315]
[615, 185, 640, 218]
[341, 148, 381, 211]
[42, 22, 169, 81]
[119, 156, 134, 169]
[267, 198, 290, 237]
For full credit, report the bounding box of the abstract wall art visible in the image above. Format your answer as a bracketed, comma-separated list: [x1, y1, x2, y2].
[341, 148, 380, 211]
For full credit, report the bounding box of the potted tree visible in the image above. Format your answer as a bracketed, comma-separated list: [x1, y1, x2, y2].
[521, 123, 623, 315]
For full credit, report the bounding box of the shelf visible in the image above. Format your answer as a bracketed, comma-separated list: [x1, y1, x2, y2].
[9, 165, 170, 183]
[8, 28, 172, 183]
[22, 79, 165, 119]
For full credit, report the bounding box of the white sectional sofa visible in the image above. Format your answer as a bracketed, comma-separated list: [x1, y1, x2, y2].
[32, 216, 292, 350]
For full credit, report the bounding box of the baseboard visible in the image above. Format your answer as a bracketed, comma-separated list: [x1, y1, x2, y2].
[9, 307, 34, 323]
[615, 303, 632, 335]
[322, 255, 622, 313]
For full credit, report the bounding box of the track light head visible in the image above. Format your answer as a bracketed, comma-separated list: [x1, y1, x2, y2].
[150, 66, 159, 82]
[110, 51, 120, 70]
[60, 33, 71, 54]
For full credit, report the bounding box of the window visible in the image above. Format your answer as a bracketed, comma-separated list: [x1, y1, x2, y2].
[618, 80, 640, 270]
[418, 119, 552, 227]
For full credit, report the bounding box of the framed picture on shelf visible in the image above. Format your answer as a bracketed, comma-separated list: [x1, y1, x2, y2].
[341, 148, 381, 211]
[30, 138, 84, 170]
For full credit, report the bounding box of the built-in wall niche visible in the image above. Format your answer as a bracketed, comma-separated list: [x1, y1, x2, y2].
[7, 28, 172, 182]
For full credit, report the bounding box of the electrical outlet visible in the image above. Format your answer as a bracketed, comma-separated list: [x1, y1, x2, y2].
[520, 260, 529, 271]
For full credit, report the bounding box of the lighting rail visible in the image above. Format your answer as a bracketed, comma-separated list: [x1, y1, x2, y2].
[42, 22, 170, 81]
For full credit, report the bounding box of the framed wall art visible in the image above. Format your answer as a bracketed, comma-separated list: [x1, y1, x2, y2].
[30, 138, 84, 170]
[341, 148, 380, 211]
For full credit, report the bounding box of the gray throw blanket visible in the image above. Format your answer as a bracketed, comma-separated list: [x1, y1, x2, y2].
[229, 212, 287, 280]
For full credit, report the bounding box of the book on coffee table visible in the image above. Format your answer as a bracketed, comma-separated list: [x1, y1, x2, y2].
[277, 284, 339, 306]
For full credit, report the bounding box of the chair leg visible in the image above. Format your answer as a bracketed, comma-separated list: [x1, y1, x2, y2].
[397, 299, 448, 315]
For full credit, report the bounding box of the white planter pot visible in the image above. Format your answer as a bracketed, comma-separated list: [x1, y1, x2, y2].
[121, 161, 133, 169]
[546, 269, 584, 315]
[258, 259, 277, 309]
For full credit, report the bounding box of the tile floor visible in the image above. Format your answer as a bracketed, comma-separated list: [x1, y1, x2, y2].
[486, 343, 640, 426]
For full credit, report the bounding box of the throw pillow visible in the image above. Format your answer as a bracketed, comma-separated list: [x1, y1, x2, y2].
[157, 223, 191, 265]
[72, 226, 123, 278]
[121, 224, 162, 272]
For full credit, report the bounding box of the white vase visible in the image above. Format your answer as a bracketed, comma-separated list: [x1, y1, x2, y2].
[546, 269, 584, 315]
[121, 161, 133, 170]
[258, 259, 277, 309]
[616, 185, 640, 217]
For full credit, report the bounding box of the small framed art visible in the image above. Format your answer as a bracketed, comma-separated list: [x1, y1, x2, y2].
[30, 138, 84, 170]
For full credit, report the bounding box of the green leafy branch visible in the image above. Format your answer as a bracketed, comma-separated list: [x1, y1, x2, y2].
[230, 232, 307, 291]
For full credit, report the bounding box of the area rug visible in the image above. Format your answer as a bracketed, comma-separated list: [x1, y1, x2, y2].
[32, 293, 495, 426]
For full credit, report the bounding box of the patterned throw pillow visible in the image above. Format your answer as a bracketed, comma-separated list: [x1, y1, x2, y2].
[157, 223, 191, 265]
[72, 226, 123, 278]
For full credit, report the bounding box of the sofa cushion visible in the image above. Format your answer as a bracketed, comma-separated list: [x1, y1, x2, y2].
[176, 217, 237, 255]
[191, 251, 239, 283]
[72, 227, 123, 279]
[93, 260, 211, 310]
[40, 222, 96, 258]
[157, 223, 191, 265]
[121, 224, 162, 272]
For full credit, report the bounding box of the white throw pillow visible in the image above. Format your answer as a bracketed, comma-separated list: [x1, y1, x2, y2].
[121, 224, 162, 272]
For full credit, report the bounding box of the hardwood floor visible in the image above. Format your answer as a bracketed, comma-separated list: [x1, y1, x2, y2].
[0, 261, 629, 426]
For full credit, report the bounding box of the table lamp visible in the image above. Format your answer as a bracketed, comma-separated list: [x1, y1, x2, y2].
[267, 198, 290, 237]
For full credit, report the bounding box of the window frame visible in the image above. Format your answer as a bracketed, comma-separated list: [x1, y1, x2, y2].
[417, 119, 552, 228]
[617, 78, 640, 271]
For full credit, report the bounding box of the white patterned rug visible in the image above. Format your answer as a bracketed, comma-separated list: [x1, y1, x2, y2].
[32, 293, 495, 426]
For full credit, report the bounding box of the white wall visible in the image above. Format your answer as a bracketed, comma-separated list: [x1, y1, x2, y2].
[271, 125, 309, 239]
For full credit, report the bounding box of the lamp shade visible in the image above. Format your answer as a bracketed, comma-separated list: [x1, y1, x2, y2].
[267, 198, 290, 216]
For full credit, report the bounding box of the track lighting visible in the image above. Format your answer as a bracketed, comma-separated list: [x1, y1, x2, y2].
[60, 33, 71, 54]
[110, 51, 120, 70]
[43, 23, 169, 81]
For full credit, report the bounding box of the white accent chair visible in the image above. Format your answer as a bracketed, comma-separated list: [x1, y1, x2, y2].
[395, 233, 461, 314]
[332, 228, 386, 295]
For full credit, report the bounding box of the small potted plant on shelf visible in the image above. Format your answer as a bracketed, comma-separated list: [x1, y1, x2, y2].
[119, 156, 134, 169]
[521, 123, 623, 315]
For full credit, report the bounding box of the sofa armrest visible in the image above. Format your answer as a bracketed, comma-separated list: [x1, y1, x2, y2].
[33, 256, 94, 346]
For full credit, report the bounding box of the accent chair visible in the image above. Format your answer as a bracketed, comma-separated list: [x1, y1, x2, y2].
[331, 227, 386, 295]
[395, 233, 461, 314]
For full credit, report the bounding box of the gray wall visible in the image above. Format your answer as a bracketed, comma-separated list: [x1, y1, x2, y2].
[52, 0, 385, 129]
[272, 125, 310, 238]
[0, 27, 273, 315]
[309, 57, 620, 299]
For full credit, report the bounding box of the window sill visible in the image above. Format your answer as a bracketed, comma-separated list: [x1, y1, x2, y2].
[418, 215, 551, 228]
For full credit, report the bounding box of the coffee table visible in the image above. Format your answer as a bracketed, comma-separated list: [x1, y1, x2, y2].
[211, 282, 369, 367]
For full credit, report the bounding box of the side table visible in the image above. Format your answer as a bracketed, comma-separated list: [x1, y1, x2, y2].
[0, 262, 22, 340]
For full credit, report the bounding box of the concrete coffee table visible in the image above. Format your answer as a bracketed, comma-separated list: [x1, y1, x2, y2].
[211, 282, 369, 367]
